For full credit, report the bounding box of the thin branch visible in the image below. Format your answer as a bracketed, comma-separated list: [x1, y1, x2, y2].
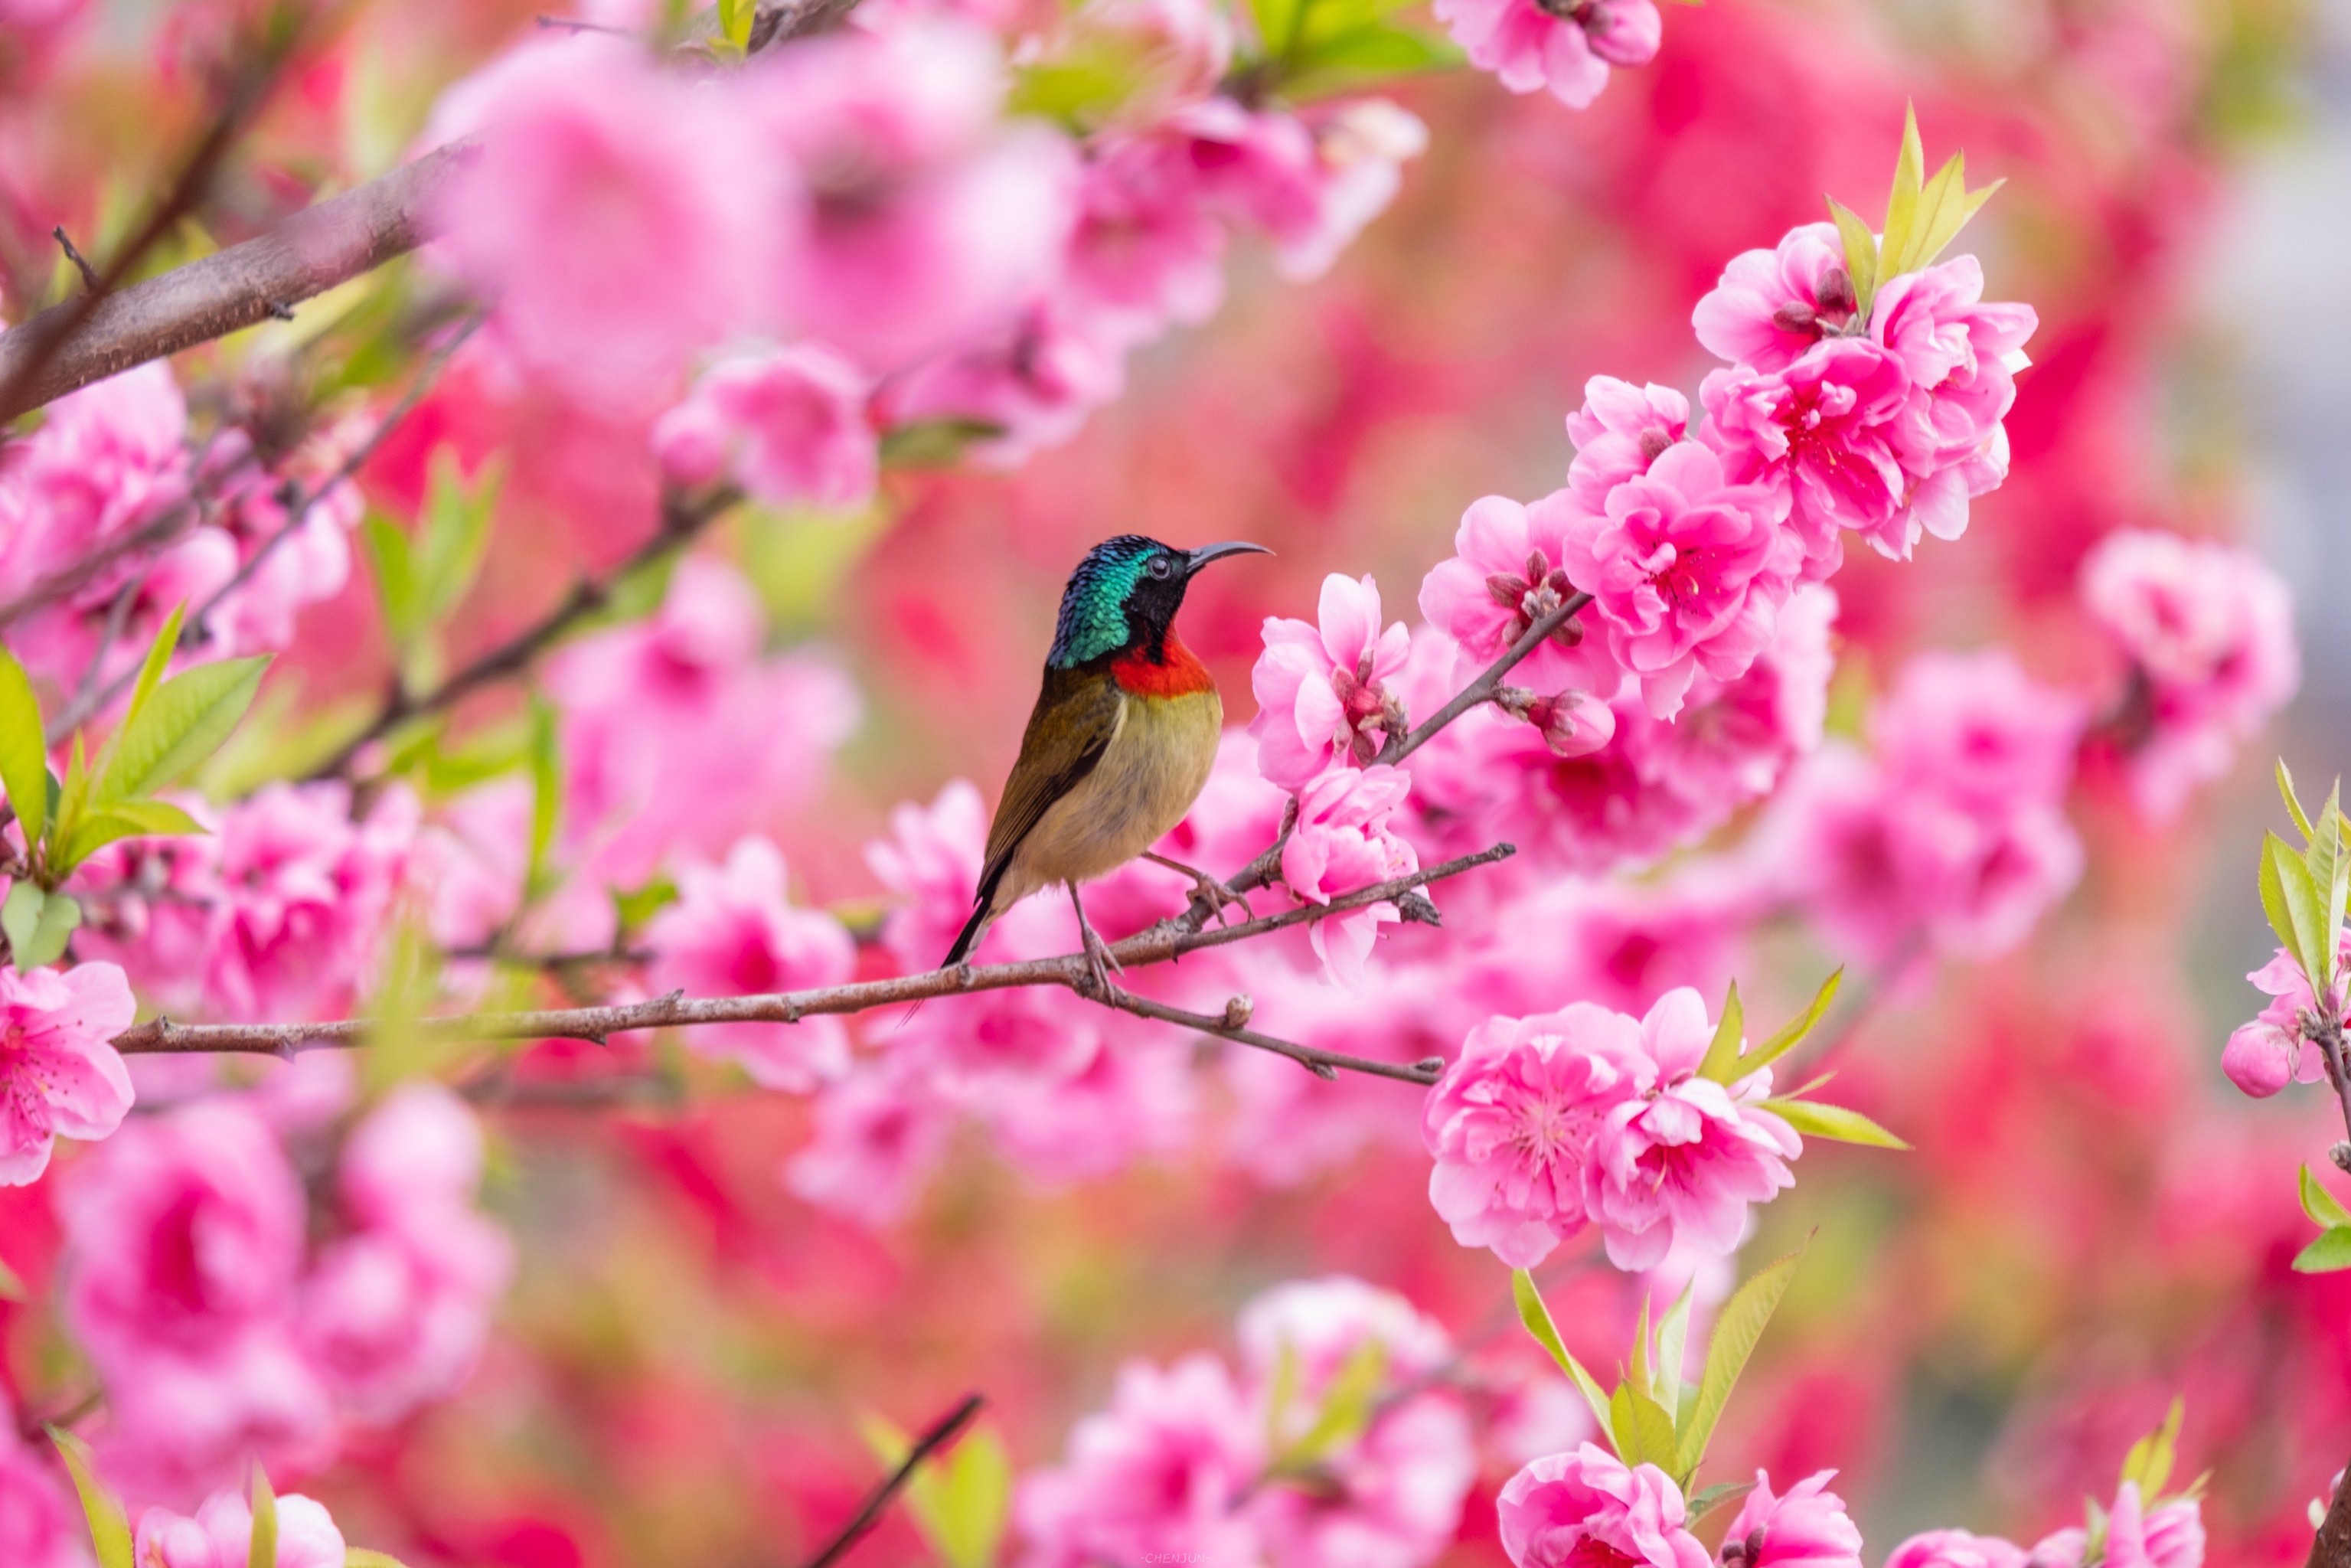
[302, 482, 740, 782]
[801, 1393, 984, 1568]
[51, 227, 100, 292]
[106, 846, 1513, 1081]
[0, 446, 260, 634]
[1377, 592, 1593, 767]
[1102, 988, 1442, 1085]
[0, 15, 309, 424]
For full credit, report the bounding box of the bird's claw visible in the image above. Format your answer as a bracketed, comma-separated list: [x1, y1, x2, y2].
[1146, 851, 1250, 929]
[1080, 921, 1125, 997]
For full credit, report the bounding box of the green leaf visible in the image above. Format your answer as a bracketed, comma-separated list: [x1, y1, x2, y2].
[248, 1466, 279, 1568]
[2301, 1165, 2351, 1230]
[2, 884, 78, 969]
[2119, 1396, 2183, 1501]
[59, 799, 206, 872]
[1609, 1380, 1679, 1470]
[2294, 1227, 2351, 1273]
[878, 417, 1009, 470]
[526, 697, 561, 897]
[1674, 1240, 1807, 1479]
[1249, 0, 1307, 57]
[1739, 969, 1845, 1080]
[1696, 981, 1745, 1083]
[360, 514, 416, 645]
[1758, 1097, 1911, 1150]
[1824, 199, 1879, 319]
[96, 655, 270, 805]
[52, 731, 88, 864]
[1686, 1479, 1758, 1527]
[344, 1553, 416, 1568]
[0, 648, 51, 854]
[1264, 1340, 1301, 1451]
[413, 450, 500, 636]
[1653, 1280, 1693, 1416]
[91, 603, 187, 795]
[910, 1426, 1011, 1568]
[2262, 832, 2331, 995]
[47, 1426, 132, 1568]
[2314, 784, 2349, 985]
[1628, 1293, 1652, 1398]
[2281, 760, 2317, 843]
[1878, 103, 1925, 287]
[718, 0, 756, 48]
[1279, 1340, 1386, 1467]
[613, 874, 679, 933]
[1513, 1268, 1617, 1451]
[0, 1250, 24, 1302]
[1283, 21, 1461, 96]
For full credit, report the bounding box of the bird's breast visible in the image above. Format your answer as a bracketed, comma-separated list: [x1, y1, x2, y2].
[1007, 686, 1223, 896]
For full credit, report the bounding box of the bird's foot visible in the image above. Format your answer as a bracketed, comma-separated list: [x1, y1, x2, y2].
[1079, 918, 1125, 998]
[1144, 851, 1250, 929]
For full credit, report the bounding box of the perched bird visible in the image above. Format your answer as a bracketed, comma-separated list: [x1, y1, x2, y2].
[944, 534, 1271, 986]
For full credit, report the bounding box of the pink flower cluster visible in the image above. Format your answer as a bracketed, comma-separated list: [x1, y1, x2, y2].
[1763, 648, 2085, 968]
[1422, 988, 1800, 1272]
[433, 6, 1425, 469]
[1433, 0, 1662, 109]
[1886, 1481, 2203, 1568]
[0, 1420, 93, 1568]
[1017, 1276, 1474, 1568]
[1696, 228, 2037, 570]
[2080, 528, 2299, 821]
[56, 1085, 508, 1504]
[76, 780, 419, 1025]
[135, 1487, 344, 1568]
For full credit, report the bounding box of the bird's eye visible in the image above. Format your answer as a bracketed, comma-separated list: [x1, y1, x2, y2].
[1148, 555, 1174, 580]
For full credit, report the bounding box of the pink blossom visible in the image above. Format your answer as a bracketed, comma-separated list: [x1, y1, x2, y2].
[751, 21, 1078, 373]
[896, 894, 1109, 1086]
[0, 1425, 92, 1568]
[1564, 377, 1689, 508]
[1251, 573, 1412, 789]
[1872, 648, 2085, 812]
[785, 1057, 952, 1227]
[645, 838, 856, 1092]
[1432, 0, 1661, 109]
[1720, 1470, 1863, 1568]
[1870, 256, 2036, 554]
[1883, 1530, 2029, 1568]
[1061, 133, 1229, 341]
[1017, 1354, 1265, 1568]
[971, 1034, 1197, 1186]
[2222, 943, 2342, 1099]
[0, 363, 188, 604]
[1274, 100, 1430, 283]
[549, 554, 859, 888]
[1461, 864, 1755, 1019]
[1252, 1393, 1475, 1568]
[877, 298, 1130, 466]
[2081, 528, 2300, 819]
[1236, 1276, 1453, 1390]
[178, 422, 367, 659]
[1582, 987, 1799, 1271]
[867, 780, 991, 975]
[57, 1099, 334, 1498]
[1691, 223, 1860, 375]
[0, 962, 138, 1185]
[1282, 764, 1420, 988]
[1700, 340, 1911, 576]
[651, 345, 878, 511]
[1065, 0, 1236, 118]
[2038, 1484, 2202, 1568]
[1496, 1442, 1709, 1568]
[132, 1489, 344, 1568]
[410, 779, 616, 963]
[1421, 1003, 1643, 1268]
[1546, 437, 1798, 718]
[1418, 494, 1621, 697]
[430, 39, 774, 407]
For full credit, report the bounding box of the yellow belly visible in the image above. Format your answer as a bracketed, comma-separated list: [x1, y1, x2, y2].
[994, 687, 1223, 911]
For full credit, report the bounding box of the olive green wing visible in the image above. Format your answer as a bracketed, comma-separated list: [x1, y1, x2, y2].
[980, 666, 1125, 883]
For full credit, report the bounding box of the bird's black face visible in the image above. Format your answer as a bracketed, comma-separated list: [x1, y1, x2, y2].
[1050, 536, 1270, 667]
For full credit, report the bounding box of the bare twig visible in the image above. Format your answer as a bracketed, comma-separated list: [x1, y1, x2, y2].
[801, 1393, 985, 1568]
[0, 446, 261, 635]
[1378, 592, 1593, 767]
[107, 846, 1513, 1082]
[1102, 988, 1444, 1085]
[0, 15, 309, 424]
[302, 482, 740, 782]
[51, 227, 100, 292]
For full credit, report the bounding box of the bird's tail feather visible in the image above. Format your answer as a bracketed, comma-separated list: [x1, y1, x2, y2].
[942, 897, 992, 969]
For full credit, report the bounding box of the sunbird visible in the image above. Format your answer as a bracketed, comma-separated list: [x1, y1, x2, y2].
[945, 534, 1272, 987]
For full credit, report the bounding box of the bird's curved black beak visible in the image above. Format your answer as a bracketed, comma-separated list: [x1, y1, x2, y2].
[1183, 541, 1272, 577]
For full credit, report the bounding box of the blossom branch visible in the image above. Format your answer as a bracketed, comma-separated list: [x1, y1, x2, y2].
[105, 846, 1513, 1081]
[802, 1392, 985, 1568]
[0, 12, 318, 425]
[304, 482, 741, 782]
[1377, 591, 1592, 766]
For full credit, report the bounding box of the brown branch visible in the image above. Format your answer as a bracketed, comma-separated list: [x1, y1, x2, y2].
[0, 0, 867, 424]
[1377, 592, 1593, 767]
[801, 1393, 984, 1568]
[106, 845, 1511, 1083]
[302, 482, 740, 782]
[0, 15, 312, 424]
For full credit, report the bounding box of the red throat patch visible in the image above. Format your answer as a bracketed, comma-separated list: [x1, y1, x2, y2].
[1109, 635, 1215, 698]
